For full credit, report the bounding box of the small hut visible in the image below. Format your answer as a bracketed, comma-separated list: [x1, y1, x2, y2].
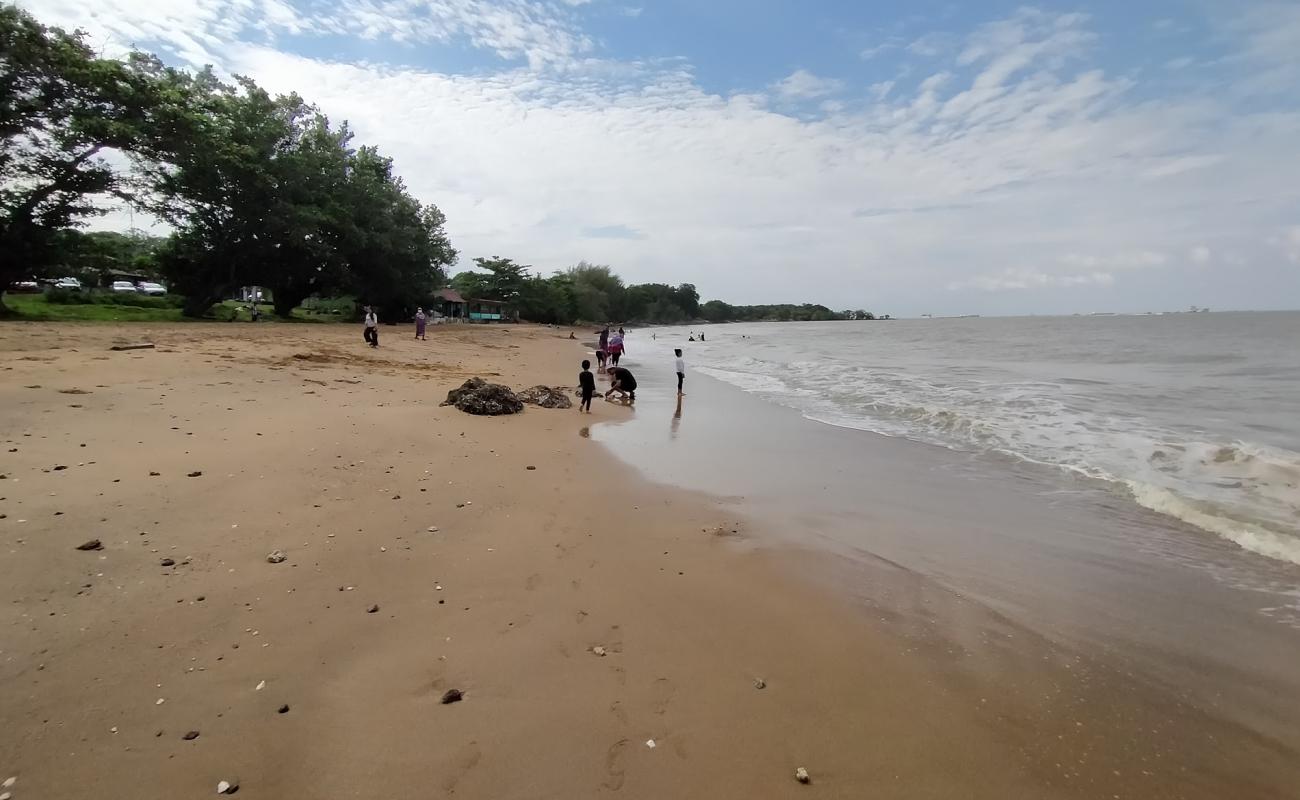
[433, 288, 466, 321]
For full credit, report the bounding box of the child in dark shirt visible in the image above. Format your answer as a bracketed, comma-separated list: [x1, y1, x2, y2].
[578, 359, 596, 413]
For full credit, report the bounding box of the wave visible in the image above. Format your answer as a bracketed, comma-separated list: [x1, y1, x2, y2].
[695, 359, 1300, 567]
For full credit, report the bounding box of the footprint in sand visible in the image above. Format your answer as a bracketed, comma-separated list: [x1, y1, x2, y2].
[442, 740, 482, 794]
[650, 677, 675, 716]
[609, 700, 629, 725]
[602, 738, 630, 791]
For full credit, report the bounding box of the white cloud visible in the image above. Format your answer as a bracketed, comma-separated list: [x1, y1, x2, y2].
[906, 32, 955, 57]
[29, 0, 594, 68]
[860, 38, 900, 60]
[771, 69, 843, 101]
[1059, 252, 1168, 270]
[1190, 245, 1212, 264]
[949, 268, 1115, 292]
[1275, 226, 1300, 264]
[16, 2, 1300, 314]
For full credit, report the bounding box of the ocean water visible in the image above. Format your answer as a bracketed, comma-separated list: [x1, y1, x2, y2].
[653, 312, 1300, 566]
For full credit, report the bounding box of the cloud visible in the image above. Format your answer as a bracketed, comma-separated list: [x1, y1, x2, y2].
[948, 268, 1115, 292]
[15, 1, 1300, 315]
[1059, 251, 1168, 269]
[30, 0, 595, 68]
[581, 224, 645, 240]
[771, 69, 843, 100]
[622, 7, 643, 17]
[1275, 226, 1300, 264]
[860, 38, 901, 60]
[906, 32, 955, 57]
[1190, 245, 1212, 264]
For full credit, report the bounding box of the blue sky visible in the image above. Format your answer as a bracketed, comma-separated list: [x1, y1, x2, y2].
[25, 0, 1300, 316]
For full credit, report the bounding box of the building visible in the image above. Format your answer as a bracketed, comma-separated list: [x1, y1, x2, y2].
[467, 299, 509, 322]
[433, 288, 466, 320]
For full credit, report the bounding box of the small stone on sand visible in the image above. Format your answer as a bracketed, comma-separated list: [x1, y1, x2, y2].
[266, 550, 287, 564]
[216, 779, 239, 794]
[160, 558, 175, 566]
[187, 471, 203, 478]
[441, 689, 464, 704]
[76, 539, 103, 551]
[592, 646, 607, 657]
[795, 767, 811, 784]
[367, 604, 379, 613]
[278, 704, 290, 714]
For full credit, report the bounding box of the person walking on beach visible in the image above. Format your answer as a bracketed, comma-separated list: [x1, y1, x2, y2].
[363, 306, 379, 348]
[578, 359, 596, 413]
[608, 330, 625, 366]
[414, 307, 427, 340]
[606, 365, 637, 404]
[596, 326, 610, 372]
[674, 348, 686, 396]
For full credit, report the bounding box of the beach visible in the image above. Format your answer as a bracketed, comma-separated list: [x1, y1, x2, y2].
[2, 319, 1298, 799]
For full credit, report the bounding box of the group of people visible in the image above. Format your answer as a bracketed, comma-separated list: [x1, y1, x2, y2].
[576, 326, 687, 413]
[360, 306, 431, 348]
[594, 326, 626, 370]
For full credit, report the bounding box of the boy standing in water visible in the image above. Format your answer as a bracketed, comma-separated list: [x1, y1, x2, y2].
[578, 359, 596, 413]
[674, 348, 686, 396]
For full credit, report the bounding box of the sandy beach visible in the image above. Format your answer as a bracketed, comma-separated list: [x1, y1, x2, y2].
[2, 320, 1297, 799]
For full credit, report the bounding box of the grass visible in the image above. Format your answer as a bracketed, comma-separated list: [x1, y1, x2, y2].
[3, 293, 188, 322]
[2, 293, 347, 323]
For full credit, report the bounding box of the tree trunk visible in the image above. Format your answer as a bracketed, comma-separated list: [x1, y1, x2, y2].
[272, 287, 307, 318]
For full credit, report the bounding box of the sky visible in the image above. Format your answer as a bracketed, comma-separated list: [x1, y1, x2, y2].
[22, 0, 1300, 316]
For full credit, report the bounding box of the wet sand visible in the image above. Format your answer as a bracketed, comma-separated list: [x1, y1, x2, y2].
[1, 320, 1297, 798]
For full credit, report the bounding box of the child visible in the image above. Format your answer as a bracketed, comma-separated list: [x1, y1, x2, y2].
[595, 347, 607, 372]
[578, 359, 596, 413]
[674, 348, 685, 396]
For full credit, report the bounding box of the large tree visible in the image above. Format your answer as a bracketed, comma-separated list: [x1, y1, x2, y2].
[0, 7, 164, 311]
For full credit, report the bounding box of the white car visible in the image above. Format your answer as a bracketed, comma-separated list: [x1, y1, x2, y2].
[54, 277, 82, 289]
[136, 282, 167, 296]
[111, 281, 137, 293]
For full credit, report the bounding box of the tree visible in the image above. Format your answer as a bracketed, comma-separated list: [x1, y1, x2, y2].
[0, 7, 164, 311]
[565, 262, 624, 322]
[468, 256, 530, 302]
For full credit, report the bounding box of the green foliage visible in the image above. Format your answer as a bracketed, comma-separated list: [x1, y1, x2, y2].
[0, 6, 167, 308]
[5, 292, 186, 321]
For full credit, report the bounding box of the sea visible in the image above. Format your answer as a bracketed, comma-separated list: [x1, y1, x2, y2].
[655, 311, 1300, 568]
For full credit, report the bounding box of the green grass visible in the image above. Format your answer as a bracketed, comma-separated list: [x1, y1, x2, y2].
[2, 293, 347, 323]
[2, 293, 188, 322]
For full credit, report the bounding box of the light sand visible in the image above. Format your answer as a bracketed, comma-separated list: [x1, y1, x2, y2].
[0, 320, 1292, 799]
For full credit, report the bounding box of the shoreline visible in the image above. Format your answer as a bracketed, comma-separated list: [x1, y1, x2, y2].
[592, 339, 1300, 789]
[1, 320, 1296, 798]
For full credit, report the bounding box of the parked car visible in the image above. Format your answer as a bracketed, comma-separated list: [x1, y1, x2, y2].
[111, 281, 137, 293]
[136, 282, 167, 296]
[54, 277, 82, 290]
[8, 280, 41, 293]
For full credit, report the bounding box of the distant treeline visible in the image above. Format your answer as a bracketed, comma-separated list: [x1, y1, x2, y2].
[453, 258, 878, 325]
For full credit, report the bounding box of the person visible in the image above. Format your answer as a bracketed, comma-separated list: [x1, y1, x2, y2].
[578, 359, 596, 413]
[363, 306, 379, 347]
[606, 365, 637, 404]
[414, 307, 427, 340]
[608, 330, 625, 366]
[674, 348, 686, 396]
[249, 303, 261, 322]
[688, 334, 695, 342]
[699, 332, 705, 342]
[595, 346, 607, 372]
[598, 326, 609, 354]
[569, 331, 576, 340]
